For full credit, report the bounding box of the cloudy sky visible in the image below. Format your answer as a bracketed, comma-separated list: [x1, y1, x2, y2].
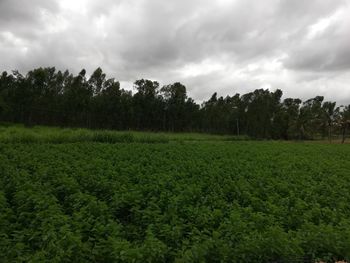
[1, 0, 350, 103]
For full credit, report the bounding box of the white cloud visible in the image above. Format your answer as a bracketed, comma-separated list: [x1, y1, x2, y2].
[306, 9, 343, 40]
[177, 59, 226, 78]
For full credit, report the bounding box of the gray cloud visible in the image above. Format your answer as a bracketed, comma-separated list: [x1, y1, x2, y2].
[284, 9, 350, 72]
[0, 0, 350, 102]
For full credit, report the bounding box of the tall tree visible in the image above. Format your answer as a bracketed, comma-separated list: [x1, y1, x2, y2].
[88, 67, 106, 95]
[240, 89, 282, 138]
[340, 105, 350, 143]
[298, 96, 324, 139]
[62, 69, 92, 126]
[321, 101, 339, 142]
[161, 82, 188, 131]
[133, 79, 163, 130]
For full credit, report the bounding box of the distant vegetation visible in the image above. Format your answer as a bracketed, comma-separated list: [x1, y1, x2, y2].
[0, 124, 249, 144]
[1, 128, 350, 262]
[1, 67, 350, 141]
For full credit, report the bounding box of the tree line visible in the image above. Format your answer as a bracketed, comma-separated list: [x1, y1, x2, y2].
[0, 67, 349, 141]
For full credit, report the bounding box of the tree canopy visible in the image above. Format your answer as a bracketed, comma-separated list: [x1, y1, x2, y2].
[0, 67, 349, 141]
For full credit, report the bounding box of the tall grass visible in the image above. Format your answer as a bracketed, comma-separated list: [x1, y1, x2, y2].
[0, 124, 248, 144]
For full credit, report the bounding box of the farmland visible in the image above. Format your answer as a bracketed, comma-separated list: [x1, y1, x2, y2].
[1, 126, 350, 262]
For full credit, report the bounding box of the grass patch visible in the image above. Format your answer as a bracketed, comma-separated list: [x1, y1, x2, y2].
[0, 124, 248, 144]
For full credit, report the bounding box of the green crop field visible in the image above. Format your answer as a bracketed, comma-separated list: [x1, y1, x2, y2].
[1, 125, 350, 262]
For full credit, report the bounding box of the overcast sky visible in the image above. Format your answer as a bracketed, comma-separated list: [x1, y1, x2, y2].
[1, 0, 350, 103]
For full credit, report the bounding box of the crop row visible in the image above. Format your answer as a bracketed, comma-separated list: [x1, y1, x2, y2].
[1, 142, 350, 262]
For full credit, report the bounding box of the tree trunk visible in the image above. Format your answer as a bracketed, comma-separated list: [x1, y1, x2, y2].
[342, 123, 347, 144]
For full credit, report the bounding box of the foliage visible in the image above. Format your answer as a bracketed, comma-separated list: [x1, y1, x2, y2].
[1, 126, 350, 262]
[0, 125, 248, 144]
[1, 67, 349, 140]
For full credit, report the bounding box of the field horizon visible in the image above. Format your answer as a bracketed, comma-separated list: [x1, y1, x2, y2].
[0, 123, 348, 144]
